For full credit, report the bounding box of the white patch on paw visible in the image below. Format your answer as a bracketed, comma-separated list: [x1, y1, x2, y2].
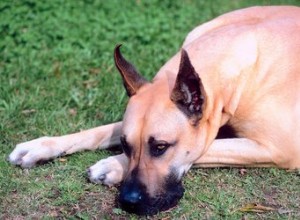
[88, 154, 128, 187]
[9, 136, 63, 168]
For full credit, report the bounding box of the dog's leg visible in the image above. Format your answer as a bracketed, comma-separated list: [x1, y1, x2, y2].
[9, 121, 122, 168]
[194, 138, 275, 167]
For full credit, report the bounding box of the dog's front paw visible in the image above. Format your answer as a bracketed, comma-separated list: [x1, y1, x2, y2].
[8, 136, 62, 168]
[87, 154, 128, 187]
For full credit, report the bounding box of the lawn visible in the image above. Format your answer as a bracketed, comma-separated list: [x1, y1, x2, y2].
[1, 0, 300, 219]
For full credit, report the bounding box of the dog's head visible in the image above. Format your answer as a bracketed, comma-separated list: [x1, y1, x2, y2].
[114, 45, 207, 215]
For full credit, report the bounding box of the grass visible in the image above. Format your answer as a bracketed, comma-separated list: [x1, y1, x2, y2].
[1, 0, 300, 219]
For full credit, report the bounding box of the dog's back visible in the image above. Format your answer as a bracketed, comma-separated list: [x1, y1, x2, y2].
[183, 6, 300, 47]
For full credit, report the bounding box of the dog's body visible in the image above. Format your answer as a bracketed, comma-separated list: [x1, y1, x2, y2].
[9, 6, 300, 215]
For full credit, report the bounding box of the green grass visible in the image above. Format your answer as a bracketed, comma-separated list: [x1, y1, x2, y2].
[1, 0, 300, 219]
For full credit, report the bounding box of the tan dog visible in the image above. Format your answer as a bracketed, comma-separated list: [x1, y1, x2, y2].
[9, 6, 300, 215]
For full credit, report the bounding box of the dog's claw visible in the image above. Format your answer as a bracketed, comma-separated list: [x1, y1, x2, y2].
[99, 174, 106, 181]
[86, 168, 91, 176]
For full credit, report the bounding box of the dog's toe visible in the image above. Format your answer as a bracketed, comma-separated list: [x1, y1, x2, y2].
[9, 136, 61, 168]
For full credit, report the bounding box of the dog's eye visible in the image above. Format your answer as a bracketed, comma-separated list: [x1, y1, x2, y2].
[120, 135, 131, 157]
[148, 136, 174, 157]
[150, 142, 170, 157]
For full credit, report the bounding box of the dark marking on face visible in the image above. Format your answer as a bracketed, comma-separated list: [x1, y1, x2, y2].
[186, 151, 190, 156]
[118, 168, 184, 215]
[120, 135, 132, 157]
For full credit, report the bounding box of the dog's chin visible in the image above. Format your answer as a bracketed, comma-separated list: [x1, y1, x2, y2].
[117, 174, 184, 215]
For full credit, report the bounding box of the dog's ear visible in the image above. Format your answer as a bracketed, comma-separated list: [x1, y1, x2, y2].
[114, 44, 148, 97]
[171, 49, 205, 125]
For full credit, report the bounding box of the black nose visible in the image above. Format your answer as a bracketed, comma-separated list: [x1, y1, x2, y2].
[121, 188, 142, 204]
[119, 183, 143, 205]
[118, 170, 185, 215]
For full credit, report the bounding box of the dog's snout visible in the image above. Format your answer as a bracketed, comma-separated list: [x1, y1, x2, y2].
[117, 170, 185, 215]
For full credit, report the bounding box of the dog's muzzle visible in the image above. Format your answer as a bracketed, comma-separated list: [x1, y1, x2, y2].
[117, 172, 184, 215]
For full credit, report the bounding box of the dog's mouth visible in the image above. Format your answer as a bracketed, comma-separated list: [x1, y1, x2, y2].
[117, 173, 185, 215]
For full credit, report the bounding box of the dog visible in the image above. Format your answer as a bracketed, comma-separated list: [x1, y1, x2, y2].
[9, 6, 300, 215]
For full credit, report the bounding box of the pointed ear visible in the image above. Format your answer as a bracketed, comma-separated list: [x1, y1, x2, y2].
[114, 44, 148, 97]
[170, 49, 205, 125]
